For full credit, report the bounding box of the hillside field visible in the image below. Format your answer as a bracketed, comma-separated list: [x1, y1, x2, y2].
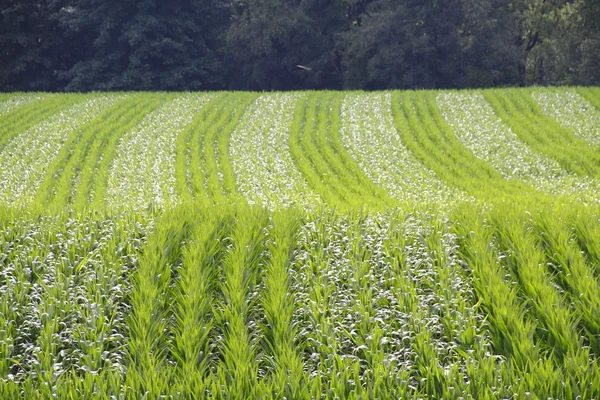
[0, 88, 600, 398]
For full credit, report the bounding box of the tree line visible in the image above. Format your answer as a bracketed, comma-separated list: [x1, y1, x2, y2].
[1, 0, 599, 91]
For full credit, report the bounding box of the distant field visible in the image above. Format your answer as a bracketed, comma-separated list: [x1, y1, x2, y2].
[0, 88, 599, 210]
[0, 88, 599, 398]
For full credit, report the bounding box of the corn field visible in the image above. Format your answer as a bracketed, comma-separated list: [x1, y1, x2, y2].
[0, 88, 599, 399]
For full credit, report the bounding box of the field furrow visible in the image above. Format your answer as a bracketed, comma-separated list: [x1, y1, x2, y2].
[532, 88, 600, 147]
[230, 93, 318, 209]
[437, 91, 600, 203]
[106, 94, 212, 211]
[0, 96, 119, 207]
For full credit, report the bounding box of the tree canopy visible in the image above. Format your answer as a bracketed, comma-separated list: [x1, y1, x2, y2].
[1, 0, 598, 91]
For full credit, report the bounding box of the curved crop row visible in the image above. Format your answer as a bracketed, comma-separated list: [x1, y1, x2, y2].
[290, 92, 393, 209]
[179, 92, 256, 205]
[288, 92, 352, 207]
[483, 89, 600, 179]
[106, 93, 213, 211]
[202, 93, 256, 203]
[437, 91, 600, 204]
[0, 89, 598, 209]
[391, 91, 533, 202]
[577, 87, 600, 111]
[341, 92, 463, 207]
[0, 94, 46, 116]
[39, 96, 141, 209]
[531, 88, 600, 147]
[0, 95, 119, 207]
[315, 93, 395, 208]
[230, 93, 318, 209]
[175, 93, 228, 203]
[74, 94, 169, 211]
[34, 95, 138, 210]
[0, 94, 82, 154]
[212, 94, 257, 202]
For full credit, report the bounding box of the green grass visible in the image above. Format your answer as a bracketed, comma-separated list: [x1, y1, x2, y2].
[0, 88, 599, 398]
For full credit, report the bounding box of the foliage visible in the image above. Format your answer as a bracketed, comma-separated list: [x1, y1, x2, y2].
[2, 0, 600, 90]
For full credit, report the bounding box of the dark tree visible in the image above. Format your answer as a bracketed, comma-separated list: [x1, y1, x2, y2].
[0, 0, 599, 91]
[459, 0, 522, 87]
[0, 0, 72, 90]
[338, 0, 465, 89]
[59, 0, 228, 91]
[576, 0, 600, 84]
[224, 0, 347, 90]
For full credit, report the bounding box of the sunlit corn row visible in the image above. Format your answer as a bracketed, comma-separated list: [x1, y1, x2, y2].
[458, 204, 600, 397]
[0, 96, 120, 207]
[0, 95, 46, 116]
[106, 94, 212, 211]
[230, 93, 319, 209]
[340, 93, 464, 207]
[437, 92, 600, 204]
[532, 89, 600, 147]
